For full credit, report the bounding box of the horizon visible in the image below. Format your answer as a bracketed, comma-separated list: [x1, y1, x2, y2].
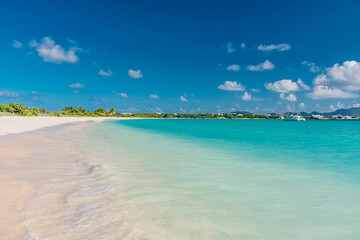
[1, 0, 360, 114]
[2, 101, 360, 116]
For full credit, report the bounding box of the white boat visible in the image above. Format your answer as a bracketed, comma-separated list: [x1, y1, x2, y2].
[284, 115, 306, 121]
[282, 92, 306, 121]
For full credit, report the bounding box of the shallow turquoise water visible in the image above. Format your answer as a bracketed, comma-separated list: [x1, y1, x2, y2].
[82, 119, 360, 239]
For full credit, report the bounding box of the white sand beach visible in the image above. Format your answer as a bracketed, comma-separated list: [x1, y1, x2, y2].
[0, 117, 124, 239]
[0, 116, 115, 136]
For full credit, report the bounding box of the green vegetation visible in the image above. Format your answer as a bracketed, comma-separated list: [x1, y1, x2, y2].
[0, 103, 114, 117]
[0, 103, 55, 116]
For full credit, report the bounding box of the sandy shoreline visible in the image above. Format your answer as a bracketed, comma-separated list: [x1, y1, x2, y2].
[0, 117, 126, 239]
[0, 116, 122, 136]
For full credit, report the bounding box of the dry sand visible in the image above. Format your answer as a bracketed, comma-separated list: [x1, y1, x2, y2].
[0, 116, 115, 136]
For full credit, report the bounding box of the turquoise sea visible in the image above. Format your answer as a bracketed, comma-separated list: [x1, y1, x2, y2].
[80, 119, 360, 239]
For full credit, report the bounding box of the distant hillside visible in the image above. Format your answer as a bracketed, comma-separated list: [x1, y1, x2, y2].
[294, 107, 360, 117]
[231, 111, 253, 115]
[324, 107, 360, 117]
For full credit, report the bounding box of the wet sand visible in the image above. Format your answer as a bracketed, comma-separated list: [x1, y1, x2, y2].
[0, 117, 131, 239]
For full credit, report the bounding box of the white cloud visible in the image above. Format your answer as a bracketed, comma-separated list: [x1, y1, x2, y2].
[128, 69, 143, 79]
[68, 82, 85, 88]
[265, 79, 300, 92]
[257, 43, 291, 52]
[241, 43, 246, 49]
[180, 96, 188, 102]
[307, 61, 360, 99]
[329, 102, 345, 111]
[12, 40, 22, 48]
[251, 88, 261, 92]
[0, 90, 20, 98]
[118, 92, 128, 98]
[297, 78, 310, 90]
[307, 85, 358, 99]
[226, 64, 240, 71]
[29, 37, 79, 64]
[241, 91, 252, 101]
[301, 61, 322, 73]
[98, 69, 113, 77]
[247, 60, 275, 71]
[149, 94, 160, 99]
[227, 42, 236, 53]
[299, 102, 306, 109]
[329, 102, 350, 111]
[280, 93, 297, 102]
[179, 108, 186, 113]
[313, 61, 360, 91]
[336, 102, 344, 109]
[329, 105, 337, 111]
[238, 91, 263, 101]
[218, 81, 245, 91]
[73, 90, 79, 94]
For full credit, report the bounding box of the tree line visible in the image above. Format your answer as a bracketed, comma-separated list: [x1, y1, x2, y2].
[0, 103, 116, 117]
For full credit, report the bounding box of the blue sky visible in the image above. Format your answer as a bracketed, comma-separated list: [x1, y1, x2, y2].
[1, 0, 360, 113]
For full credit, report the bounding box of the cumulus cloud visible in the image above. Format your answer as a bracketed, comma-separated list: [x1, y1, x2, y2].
[226, 64, 240, 71]
[313, 61, 360, 91]
[12, 40, 22, 48]
[251, 88, 261, 92]
[227, 42, 236, 53]
[0, 90, 20, 98]
[257, 43, 291, 52]
[180, 96, 187, 102]
[299, 102, 306, 109]
[149, 94, 160, 99]
[238, 91, 263, 101]
[29, 37, 79, 64]
[297, 78, 310, 90]
[128, 69, 143, 79]
[118, 92, 128, 98]
[98, 69, 113, 77]
[241, 91, 252, 101]
[68, 82, 85, 88]
[265, 79, 300, 92]
[307, 85, 358, 99]
[329, 104, 337, 111]
[329, 102, 344, 111]
[241, 43, 246, 49]
[301, 61, 322, 73]
[280, 93, 297, 102]
[247, 60, 274, 71]
[218, 81, 245, 91]
[307, 61, 360, 99]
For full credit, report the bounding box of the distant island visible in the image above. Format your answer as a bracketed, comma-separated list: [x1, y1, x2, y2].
[1, 103, 360, 119]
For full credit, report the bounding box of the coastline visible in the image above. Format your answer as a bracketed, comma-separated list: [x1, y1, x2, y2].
[0, 116, 123, 136]
[0, 117, 130, 239]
